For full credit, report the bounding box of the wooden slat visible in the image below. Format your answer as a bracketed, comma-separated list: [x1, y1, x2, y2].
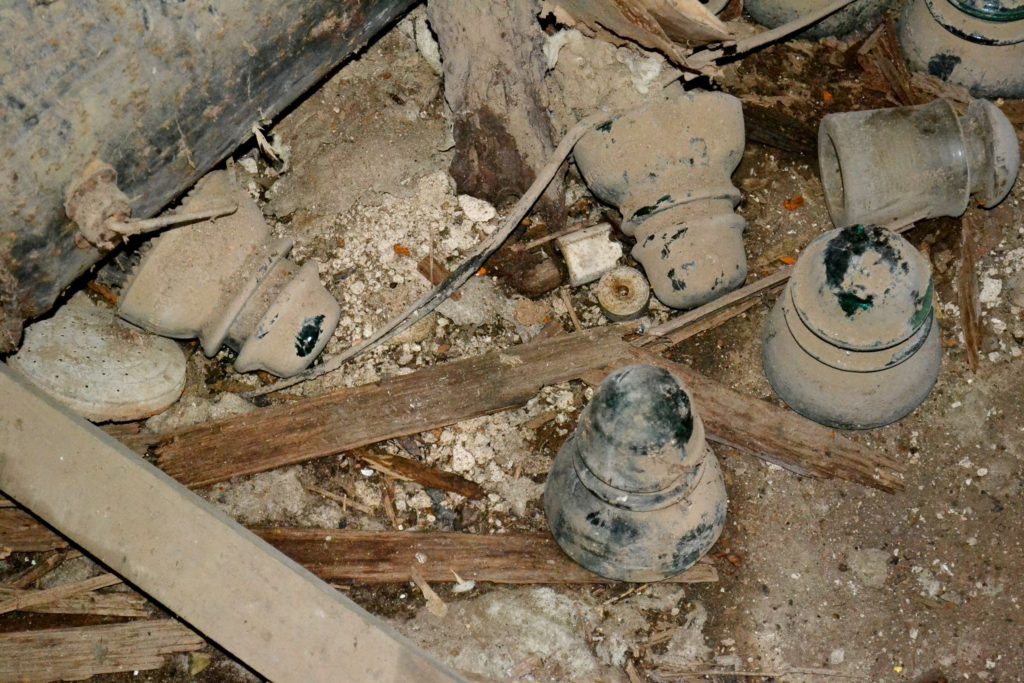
[256, 529, 717, 584]
[0, 507, 67, 552]
[0, 517, 714, 586]
[142, 320, 902, 492]
[629, 349, 905, 492]
[0, 620, 203, 682]
[0, 573, 121, 616]
[155, 325, 634, 487]
[0, 585, 149, 617]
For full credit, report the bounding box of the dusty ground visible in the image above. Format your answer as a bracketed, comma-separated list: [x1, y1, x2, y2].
[2, 7, 1024, 683]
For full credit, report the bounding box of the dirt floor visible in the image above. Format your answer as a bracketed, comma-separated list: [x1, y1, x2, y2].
[2, 7, 1024, 683]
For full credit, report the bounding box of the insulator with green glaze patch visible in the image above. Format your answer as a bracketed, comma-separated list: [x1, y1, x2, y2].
[762, 226, 942, 430]
[544, 365, 728, 582]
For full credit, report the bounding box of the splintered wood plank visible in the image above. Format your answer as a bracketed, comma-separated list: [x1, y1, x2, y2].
[959, 211, 983, 372]
[0, 573, 120, 616]
[0, 620, 204, 682]
[629, 349, 905, 493]
[255, 529, 718, 584]
[155, 325, 633, 487]
[355, 450, 485, 500]
[0, 585, 149, 617]
[0, 507, 68, 552]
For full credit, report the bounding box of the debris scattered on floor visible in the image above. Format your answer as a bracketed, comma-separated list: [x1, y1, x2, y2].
[2, 2, 1023, 682]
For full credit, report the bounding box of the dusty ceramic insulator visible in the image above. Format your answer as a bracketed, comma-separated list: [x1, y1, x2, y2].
[544, 364, 728, 582]
[596, 266, 650, 321]
[745, 0, 892, 38]
[819, 98, 1020, 229]
[762, 225, 942, 429]
[119, 171, 341, 378]
[899, 0, 1024, 99]
[574, 86, 747, 310]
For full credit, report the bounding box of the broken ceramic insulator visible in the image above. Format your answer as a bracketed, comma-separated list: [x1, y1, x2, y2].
[118, 171, 341, 378]
[819, 98, 1020, 229]
[762, 226, 942, 429]
[574, 86, 747, 310]
[556, 223, 623, 286]
[10, 298, 187, 422]
[544, 365, 728, 582]
[745, 0, 891, 38]
[899, 0, 1024, 99]
[596, 266, 650, 321]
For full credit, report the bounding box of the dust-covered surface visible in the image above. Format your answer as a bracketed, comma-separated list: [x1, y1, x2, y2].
[3, 8, 1024, 683]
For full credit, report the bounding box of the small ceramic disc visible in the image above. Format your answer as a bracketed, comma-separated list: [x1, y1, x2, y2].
[596, 266, 650, 321]
[10, 300, 187, 422]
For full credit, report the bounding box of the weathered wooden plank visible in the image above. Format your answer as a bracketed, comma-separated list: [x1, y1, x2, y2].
[0, 364, 466, 683]
[0, 514, 713, 586]
[0, 585, 149, 618]
[628, 349, 905, 492]
[256, 529, 717, 585]
[146, 319, 902, 493]
[155, 325, 633, 487]
[0, 573, 120, 616]
[0, 620, 204, 682]
[0, 507, 68, 552]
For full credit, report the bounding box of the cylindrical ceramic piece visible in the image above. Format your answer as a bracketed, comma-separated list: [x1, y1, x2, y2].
[544, 365, 728, 582]
[898, 0, 1024, 98]
[574, 86, 747, 310]
[762, 226, 942, 429]
[745, 0, 893, 38]
[119, 171, 341, 378]
[818, 98, 1020, 228]
[596, 266, 650, 321]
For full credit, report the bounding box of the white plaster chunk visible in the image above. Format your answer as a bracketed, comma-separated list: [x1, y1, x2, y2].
[556, 223, 623, 286]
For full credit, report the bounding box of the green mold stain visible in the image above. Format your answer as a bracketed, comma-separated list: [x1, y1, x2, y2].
[836, 292, 874, 316]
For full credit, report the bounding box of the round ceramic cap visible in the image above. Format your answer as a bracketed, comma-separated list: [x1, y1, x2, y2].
[790, 226, 933, 351]
[945, 0, 1024, 22]
[581, 365, 695, 492]
[10, 301, 187, 422]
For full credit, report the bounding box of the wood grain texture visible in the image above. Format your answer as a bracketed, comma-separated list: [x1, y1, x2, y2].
[0, 507, 67, 552]
[0, 573, 120, 616]
[155, 325, 633, 487]
[628, 349, 905, 492]
[959, 212, 983, 372]
[256, 529, 718, 584]
[0, 585, 148, 617]
[0, 620, 203, 682]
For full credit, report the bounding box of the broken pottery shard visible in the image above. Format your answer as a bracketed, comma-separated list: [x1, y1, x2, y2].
[596, 266, 650, 321]
[818, 98, 1020, 229]
[541, 0, 731, 65]
[10, 300, 186, 423]
[118, 171, 341, 378]
[898, 0, 1024, 99]
[762, 225, 942, 430]
[544, 364, 728, 582]
[574, 85, 747, 309]
[556, 223, 624, 286]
